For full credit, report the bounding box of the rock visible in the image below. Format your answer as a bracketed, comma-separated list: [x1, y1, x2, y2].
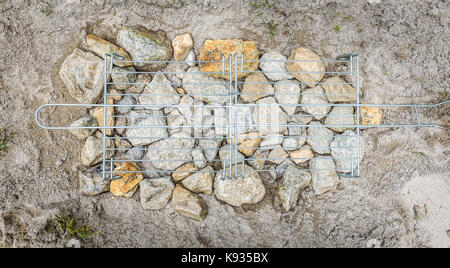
[81, 135, 114, 166]
[182, 67, 229, 105]
[172, 162, 197, 181]
[321, 76, 357, 103]
[360, 106, 383, 125]
[172, 185, 207, 221]
[185, 50, 196, 66]
[175, 87, 185, 94]
[324, 106, 356, 133]
[109, 89, 123, 101]
[330, 130, 362, 173]
[229, 132, 262, 157]
[300, 85, 330, 120]
[198, 39, 259, 80]
[219, 144, 245, 167]
[167, 109, 188, 135]
[65, 238, 81, 248]
[192, 149, 207, 169]
[126, 110, 168, 146]
[111, 66, 137, 90]
[146, 132, 194, 171]
[273, 159, 296, 179]
[273, 80, 301, 116]
[267, 145, 288, 165]
[290, 147, 314, 165]
[290, 112, 314, 125]
[114, 137, 132, 151]
[117, 26, 172, 71]
[116, 95, 136, 114]
[124, 147, 145, 161]
[86, 34, 132, 67]
[260, 134, 283, 148]
[69, 117, 97, 139]
[127, 74, 151, 94]
[172, 33, 194, 61]
[259, 51, 293, 81]
[181, 166, 214, 194]
[213, 107, 227, 136]
[139, 177, 174, 210]
[241, 73, 274, 103]
[214, 165, 266, 206]
[115, 116, 127, 135]
[91, 97, 115, 136]
[231, 106, 255, 135]
[286, 47, 325, 87]
[309, 157, 339, 194]
[306, 121, 334, 154]
[139, 72, 180, 108]
[248, 149, 269, 170]
[123, 184, 139, 199]
[110, 162, 143, 197]
[253, 97, 288, 134]
[278, 167, 311, 211]
[60, 49, 109, 104]
[198, 130, 223, 161]
[282, 123, 306, 151]
[79, 164, 110, 196]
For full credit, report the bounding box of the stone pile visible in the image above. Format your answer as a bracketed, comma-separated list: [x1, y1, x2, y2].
[60, 25, 382, 221]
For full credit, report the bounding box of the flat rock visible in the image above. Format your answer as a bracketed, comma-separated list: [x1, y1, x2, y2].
[309, 157, 339, 195]
[259, 51, 293, 81]
[290, 147, 314, 165]
[324, 106, 355, 133]
[69, 117, 97, 140]
[260, 134, 283, 148]
[172, 162, 198, 181]
[116, 95, 136, 114]
[306, 121, 334, 154]
[321, 76, 357, 103]
[110, 162, 143, 197]
[60, 49, 109, 104]
[139, 72, 180, 109]
[229, 132, 262, 157]
[198, 39, 259, 80]
[300, 85, 330, 120]
[360, 106, 383, 125]
[182, 67, 229, 105]
[86, 34, 132, 67]
[214, 165, 266, 206]
[126, 110, 168, 146]
[117, 26, 172, 71]
[172, 33, 194, 61]
[146, 132, 194, 171]
[79, 164, 110, 196]
[330, 130, 362, 173]
[91, 97, 115, 136]
[172, 185, 207, 221]
[273, 80, 301, 116]
[267, 145, 288, 165]
[81, 135, 114, 166]
[181, 166, 214, 194]
[286, 47, 325, 87]
[278, 167, 311, 211]
[253, 97, 288, 134]
[139, 177, 174, 210]
[241, 73, 274, 103]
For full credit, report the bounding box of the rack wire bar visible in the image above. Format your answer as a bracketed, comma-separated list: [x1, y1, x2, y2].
[35, 53, 449, 181]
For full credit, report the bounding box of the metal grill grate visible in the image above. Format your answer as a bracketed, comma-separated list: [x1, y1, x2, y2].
[35, 53, 449, 181]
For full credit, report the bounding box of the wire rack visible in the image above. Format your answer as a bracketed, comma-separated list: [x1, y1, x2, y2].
[35, 53, 449, 181]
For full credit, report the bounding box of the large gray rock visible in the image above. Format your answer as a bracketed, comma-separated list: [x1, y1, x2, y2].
[214, 165, 266, 206]
[248, 149, 269, 170]
[306, 121, 334, 154]
[324, 106, 356, 133]
[300, 85, 330, 120]
[124, 147, 145, 161]
[60, 49, 109, 104]
[117, 26, 172, 71]
[219, 144, 245, 167]
[111, 66, 137, 90]
[282, 122, 306, 151]
[126, 110, 168, 146]
[273, 80, 301, 116]
[180, 166, 214, 194]
[172, 185, 207, 221]
[198, 130, 223, 162]
[139, 177, 174, 210]
[278, 167, 311, 211]
[79, 164, 110, 196]
[213, 107, 227, 136]
[259, 51, 293, 81]
[330, 130, 362, 173]
[309, 157, 339, 194]
[182, 67, 229, 105]
[81, 135, 114, 166]
[69, 117, 97, 140]
[253, 97, 288, 135]
[116, 95, 136, 114]
[139, 72, 180, 109]
[145, 132, 194, 171]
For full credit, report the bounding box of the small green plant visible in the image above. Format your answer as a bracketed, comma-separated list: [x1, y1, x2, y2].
[343, 15, 351, 21]
[0, 129, 14, 157]
[55, 212, 99, 240]
[333, 25, 341, 33]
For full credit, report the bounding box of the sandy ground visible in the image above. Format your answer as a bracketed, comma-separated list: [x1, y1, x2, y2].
[0, 0, 449, 248]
